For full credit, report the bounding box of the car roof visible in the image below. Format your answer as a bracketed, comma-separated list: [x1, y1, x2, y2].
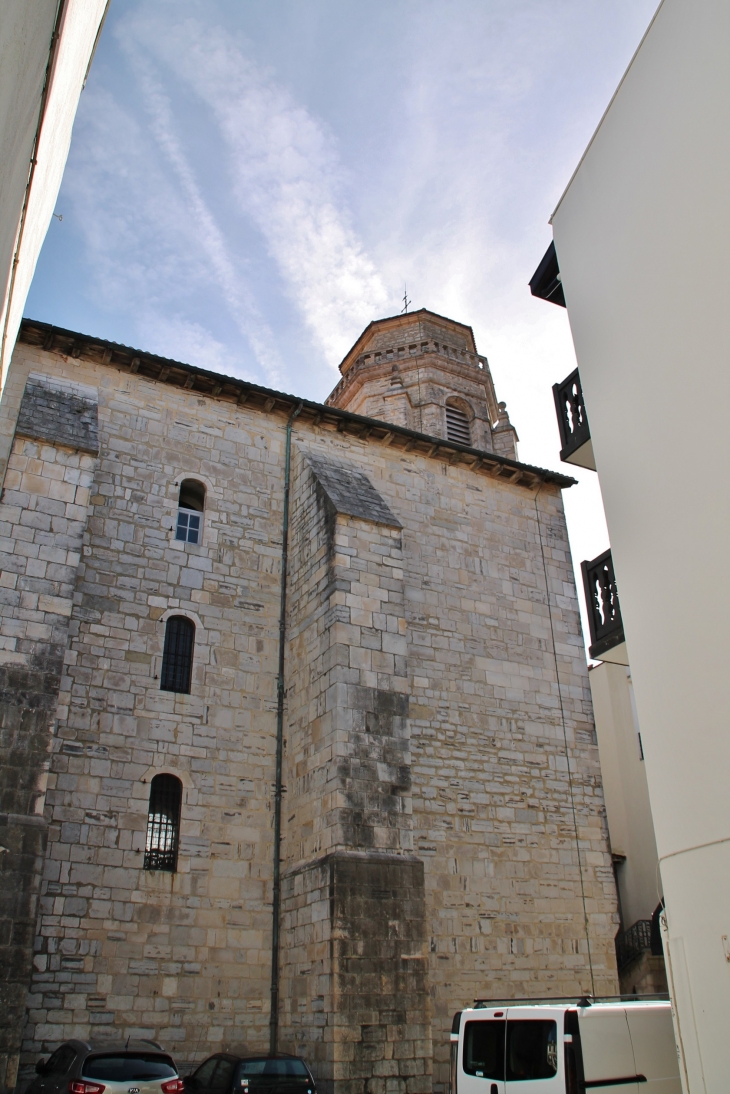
[212, 1054, 303, 1061]
[464, 999, 672, 1013]
[58, 1040, 169, 1055]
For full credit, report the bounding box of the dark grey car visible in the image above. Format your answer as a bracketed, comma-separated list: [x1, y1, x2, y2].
[183, 1055, 315, 1094]
[26, 1041, 182, 1094]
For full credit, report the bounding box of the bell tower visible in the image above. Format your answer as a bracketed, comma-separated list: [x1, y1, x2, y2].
[325, 308, 518, 459]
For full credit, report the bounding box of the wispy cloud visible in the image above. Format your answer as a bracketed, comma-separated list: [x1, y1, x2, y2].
[121, 10, 389, 365]
[119, 53, 285, 384]
[135, 315, 234, 377]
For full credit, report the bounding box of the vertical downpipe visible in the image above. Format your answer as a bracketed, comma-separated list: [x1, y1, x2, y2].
[269, 402, 303, 1054]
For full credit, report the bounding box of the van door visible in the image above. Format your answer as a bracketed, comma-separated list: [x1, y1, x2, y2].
[504, 1008, 564, 1094]
[577, 1007, 639, 1093]
[624, 1004, 682, 1093]
[460, 1016, 506, 1094]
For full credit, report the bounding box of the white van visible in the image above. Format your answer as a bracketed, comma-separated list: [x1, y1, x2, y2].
[450, 998, 681, 1093]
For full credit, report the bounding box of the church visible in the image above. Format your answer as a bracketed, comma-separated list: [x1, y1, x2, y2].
[0, 309, 618, 1094]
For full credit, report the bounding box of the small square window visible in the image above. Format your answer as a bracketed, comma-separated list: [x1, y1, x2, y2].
[176, 510, 201, 544]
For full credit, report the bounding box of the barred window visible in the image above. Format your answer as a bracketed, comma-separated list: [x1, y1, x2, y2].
[445, 401, 472, 445]
[160, 615, 195, 693]
[176, 479, 205, 544]
[144, 774, 182, 872]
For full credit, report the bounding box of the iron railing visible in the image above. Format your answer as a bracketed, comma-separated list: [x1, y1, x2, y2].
[553, 368, 590, 462]
[615, 920, 652, 970]
[581, 549, 624, 659]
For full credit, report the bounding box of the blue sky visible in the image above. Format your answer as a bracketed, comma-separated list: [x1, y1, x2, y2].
[26, 0, 659, 633]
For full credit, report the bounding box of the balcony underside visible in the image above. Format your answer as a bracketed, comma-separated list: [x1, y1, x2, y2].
[589, 630, 629, 666]
[561, 435, 596, 471]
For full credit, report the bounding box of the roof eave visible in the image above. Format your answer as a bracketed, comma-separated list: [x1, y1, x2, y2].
[17, 317, 576, 490]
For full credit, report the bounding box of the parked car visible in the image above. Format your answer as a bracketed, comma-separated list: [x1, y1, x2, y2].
[26, 1040, 183, 1094]
[183, 1055, 315, 1094]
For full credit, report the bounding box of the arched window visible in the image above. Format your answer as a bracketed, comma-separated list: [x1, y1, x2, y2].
[445, 401, 472, 445]
[144, 773, 182, 871]
[176, 479, 205, 544]
[160, 616, 195, 693]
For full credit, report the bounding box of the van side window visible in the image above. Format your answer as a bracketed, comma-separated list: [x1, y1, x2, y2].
[463, 1021, 505, 1079]
[176, 479, 205, 544]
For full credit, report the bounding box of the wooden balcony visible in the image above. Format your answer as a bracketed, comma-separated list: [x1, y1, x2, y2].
[581, 549, 628, 664]
[553, 368, 595, 470]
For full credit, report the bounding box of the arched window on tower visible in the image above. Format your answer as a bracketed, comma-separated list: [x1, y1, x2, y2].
[160, 615, 195, 693]
[445, 400, 472, 446]
[144, 773, 182, 871]
[176, 479, 205, 544]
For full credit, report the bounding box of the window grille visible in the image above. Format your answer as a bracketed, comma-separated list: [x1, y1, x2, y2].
[144, 773, 182, 871]
[445, 403, 472, 445]
[160, 616, 195, 693]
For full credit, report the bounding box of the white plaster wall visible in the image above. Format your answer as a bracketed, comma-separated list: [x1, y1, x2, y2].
[552, 0, 730, 1089]
[589, 663, 660, 930]
[0, 0, 108, 385]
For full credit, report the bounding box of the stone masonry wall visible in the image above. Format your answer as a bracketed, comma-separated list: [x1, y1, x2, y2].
[0, 336, 618, 1094]
[0, 370, 99, 1094]
[277, 425, 618, 1091]
[0, 346, 286, 1082]
[279, 447, 431, 1094]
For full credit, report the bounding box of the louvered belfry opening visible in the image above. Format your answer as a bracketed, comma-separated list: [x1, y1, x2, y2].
[160, 615, 195, 693]
[144, 774, 182, 872]
[445, 402, 472, 445]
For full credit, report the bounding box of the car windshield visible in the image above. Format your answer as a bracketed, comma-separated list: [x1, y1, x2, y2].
[83, 1055, 178, 1081]
[237, 1061, 308, 1078]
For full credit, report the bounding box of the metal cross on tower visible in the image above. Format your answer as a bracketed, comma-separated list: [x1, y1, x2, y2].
[401, 285, 411, 314]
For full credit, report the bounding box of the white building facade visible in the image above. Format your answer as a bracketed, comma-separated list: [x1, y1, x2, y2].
[535, 0, 730, 1089]
[0, 0, 109, 391]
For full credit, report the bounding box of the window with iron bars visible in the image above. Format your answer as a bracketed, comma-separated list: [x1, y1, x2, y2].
[160, 615, 195, 693]
[144, 773, 182, 871]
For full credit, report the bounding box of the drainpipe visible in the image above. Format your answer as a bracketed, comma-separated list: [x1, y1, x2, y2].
[269, 401, 303, 1055]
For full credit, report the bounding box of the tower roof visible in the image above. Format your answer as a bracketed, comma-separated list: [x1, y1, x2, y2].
[337, 308, 477, 376]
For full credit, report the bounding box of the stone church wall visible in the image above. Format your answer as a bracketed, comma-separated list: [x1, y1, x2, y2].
[0, 331, 619, 1094]
[0, 374, 99, 1094]
[0, 343, 283, 1078]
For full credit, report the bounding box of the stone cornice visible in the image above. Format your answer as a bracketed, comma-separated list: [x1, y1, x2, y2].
[17, 318, 576, 490]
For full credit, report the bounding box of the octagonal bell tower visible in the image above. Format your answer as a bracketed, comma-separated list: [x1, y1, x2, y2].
[325, 308, 518, 459]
